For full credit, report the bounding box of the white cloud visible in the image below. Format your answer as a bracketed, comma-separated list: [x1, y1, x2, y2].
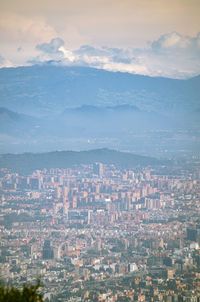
[69, 32, 200, 78]
[58, 46, 76, 62]
[144, 32, 200, 77]
[152, 32, 200, 52]
[29, 32, 200, 78]
[102, 61, 148, 75]
[48, 42, 145, 75]
[1, 30, 200, 78]
[153, 32, 190, 49]
[36, 38, 64, 54]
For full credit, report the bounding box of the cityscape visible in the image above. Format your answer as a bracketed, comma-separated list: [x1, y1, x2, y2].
[0, 0, 200, 301]
[0, 160, 200, 301]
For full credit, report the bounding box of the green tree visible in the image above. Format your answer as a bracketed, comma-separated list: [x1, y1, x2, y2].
[0, 280, 43, 302]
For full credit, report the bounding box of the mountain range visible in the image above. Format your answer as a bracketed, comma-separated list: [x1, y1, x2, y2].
[0, 64, 200, 116]
[0, 64, 199, 157]
[0, 148, 167, 174]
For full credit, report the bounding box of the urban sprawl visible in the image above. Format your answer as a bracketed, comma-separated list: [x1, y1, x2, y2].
[0, 162, 200, 301]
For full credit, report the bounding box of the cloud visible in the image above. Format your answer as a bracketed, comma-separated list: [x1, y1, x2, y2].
[36, 38, 64, 54]
[58, 46, 76, 62]
[0, 55, 13, 68]
[102, 61, 148, 75]
[33, 32, 200, 78]
[0, 12, 57, 44]
[0, 56, 5, 65]
[152, 32, 190, 49]
[71, 46, 147, 74]
[2, 0, 200, 49]
[0, 12, 59, 67]
[74, 45, 110, 57]
[1, 30, 200, 78]
[143, 32, 200, 78]
[152, 32, 200, 52]
[35, 38, 76, 63]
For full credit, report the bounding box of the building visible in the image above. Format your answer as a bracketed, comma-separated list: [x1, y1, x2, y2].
[93, 163, 104, 177]
[42, 240, 54, 260]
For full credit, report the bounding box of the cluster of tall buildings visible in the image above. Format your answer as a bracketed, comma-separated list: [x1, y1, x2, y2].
[0, 162, 200, 301]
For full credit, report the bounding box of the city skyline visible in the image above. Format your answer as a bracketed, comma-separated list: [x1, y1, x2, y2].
[0, 160, 200, 300]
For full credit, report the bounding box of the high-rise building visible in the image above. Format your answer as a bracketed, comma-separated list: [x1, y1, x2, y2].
[42, 240, 54, 260]
[93, 163, 103, 177]
[187, 228, 197, 241]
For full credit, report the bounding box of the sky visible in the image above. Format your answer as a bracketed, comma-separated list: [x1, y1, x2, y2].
[0, 0, 200, 78]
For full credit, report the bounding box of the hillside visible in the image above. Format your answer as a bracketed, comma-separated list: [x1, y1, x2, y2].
[0, 149, 165, 174]
[0, 65, 199, 157]
[0, 65, 199, 116]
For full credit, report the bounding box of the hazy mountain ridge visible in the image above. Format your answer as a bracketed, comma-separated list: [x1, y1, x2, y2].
[0, 65, 199, 116]
[0, 148, 167, 174]
[62, 104, 140, 115]
[0, 65, 199, 156]
[0, 107, 39, 137]
[0, 104, 173, 139]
